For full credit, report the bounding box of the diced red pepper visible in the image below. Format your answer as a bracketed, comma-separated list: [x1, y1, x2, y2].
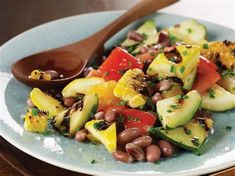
[98, 47, 143, 81]
[192, 58, 221, 93]
[122, 109, 157, 135]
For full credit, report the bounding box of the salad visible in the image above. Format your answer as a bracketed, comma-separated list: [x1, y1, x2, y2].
[23, 19, 235, 163]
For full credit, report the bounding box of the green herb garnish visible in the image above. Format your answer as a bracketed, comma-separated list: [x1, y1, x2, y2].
[182, 50, 188, 55]
[170, 104, 180, 109]
[142, 33, 148, 40]
[203, 43, 209, 49]
[187, 28, 192, 34]
[226, 126, 232, 131]
[170, 65, 175, 73]
[180, 66, 185, 74]
[91, 159, 97, 164]
[184, 128, 192, 135]
[127, 46, 135, 53]
[167, 109, 173, 113]
[169, 34, 176, 45]
[118, 100, 127, 106]
[208, 89, 215, 98]
[118, 69, 126, 76]
[148, 127, 158, 135]
[31, 108, 39, 116]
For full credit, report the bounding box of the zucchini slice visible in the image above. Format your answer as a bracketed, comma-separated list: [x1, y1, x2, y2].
[201, 84, 235, 111]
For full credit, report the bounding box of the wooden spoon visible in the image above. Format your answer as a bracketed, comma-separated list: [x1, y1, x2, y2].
[11, 0, 178, 89]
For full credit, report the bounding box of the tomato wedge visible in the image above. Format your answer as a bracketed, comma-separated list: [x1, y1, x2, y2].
[192, 58, 221, 93]
[200, 56, 218, 70]
[98, 47, 143, 81]
[122, 109, 157, 134]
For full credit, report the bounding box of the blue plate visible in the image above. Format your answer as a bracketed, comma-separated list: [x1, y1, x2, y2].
[0, 11, 234, 176]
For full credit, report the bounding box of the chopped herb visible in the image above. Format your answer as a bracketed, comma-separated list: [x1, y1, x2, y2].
[142, 33, 148, 40]
[117, 116, 124, 124]
[184, 128, 192, 135]
[127, 46, 135, 53]
[154, 161, 160, 165]
[203, 43, 209, 49]
[118, 100, 127, 106]
[167, 109, 173, 113]
[170, 104, 180, 109]
[183, 95, 189, 99]
[221, 69, 235, 78]
[31, 108, 39, 116]
[104, 71, 109, 76]
[148, 68, 152, 72]
[170, 65, 175, 73]
[208, 89, 215, 98]
[182, 50, 188, 55]
[138, 105, 145, 110]
[40, 130, 53, 136]
[93, 121, 109, 130]
[158, 115, 163, 121]
[118, 69, 126, 75]
[148, 127, 158, 135]
[191, 137, 200, 147]
[176, 95, 182, 100]
[187, 28, 192, 34]
[226, 126, 232, 131]
[179, 66, 185, 74]
[91, 159, 97, 164]
[169, 34, 177, 45]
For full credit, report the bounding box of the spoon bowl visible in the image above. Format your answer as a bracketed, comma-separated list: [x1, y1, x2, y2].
[11, 0, 178, 89]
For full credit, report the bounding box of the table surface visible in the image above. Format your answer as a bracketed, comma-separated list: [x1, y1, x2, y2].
[0, 0, 234, 175]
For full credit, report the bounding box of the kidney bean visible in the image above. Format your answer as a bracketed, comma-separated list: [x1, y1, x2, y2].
[105, 109, 119, 123]
[94, 111, 105, 120]
[132, 136, 152, 148]
[117, 128, 141, 145]
[44, 70, 60, 79]
[146, 144, 161, 162]
[75, 129, 87, 141]
[127, 31, 144, 42]
[156, 79, 172, 92]
[125, 143, 145, 161]
[112, 151, 133, 163]
[158, 140, 174, 157]
[140, 46, 149, 54]
[63, 97, 77, 107]
[151, 93, 163, 104]
[27, 97, 35, 107]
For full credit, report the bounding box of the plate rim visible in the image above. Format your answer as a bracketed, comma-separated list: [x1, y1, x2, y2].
[0, 10, 235, 176]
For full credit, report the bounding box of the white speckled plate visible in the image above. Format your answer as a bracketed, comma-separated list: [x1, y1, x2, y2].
[0, 11, 235, 176]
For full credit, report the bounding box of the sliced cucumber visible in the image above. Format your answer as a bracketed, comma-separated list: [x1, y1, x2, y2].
[121, 20, 157, 47]
[218, 75, 235, 94]
[62, 77, 104, 98]
[201, 84, 235, 111]
[156, 119, 211, 153]
[52, 94, 98, 137]
[157, 90, 201, 129]
[168, 20, 207, 45]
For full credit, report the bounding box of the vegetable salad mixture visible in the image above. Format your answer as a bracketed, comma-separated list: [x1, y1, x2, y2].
[24, 19, 235, 163]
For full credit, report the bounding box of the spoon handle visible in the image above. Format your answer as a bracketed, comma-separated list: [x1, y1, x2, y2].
[92, 0, 178, 45]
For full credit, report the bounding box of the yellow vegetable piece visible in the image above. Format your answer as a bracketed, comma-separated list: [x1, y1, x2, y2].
[85, 120, 116, 153]
[86, 80, 119, 110]
[24, 109, 48, 133]
[62, 77, 105, 98]
[113, 69, 147, 108]
[30, 88, 64, 118]
[29, 70, 52, 80]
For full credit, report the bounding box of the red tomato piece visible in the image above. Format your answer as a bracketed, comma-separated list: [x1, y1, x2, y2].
[192, 58, 221, 93]
[200, 56, 218, 70]
[122, 109, 157, 135]
[103, 105, 128, 112]
[98, 47, 143, 81]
